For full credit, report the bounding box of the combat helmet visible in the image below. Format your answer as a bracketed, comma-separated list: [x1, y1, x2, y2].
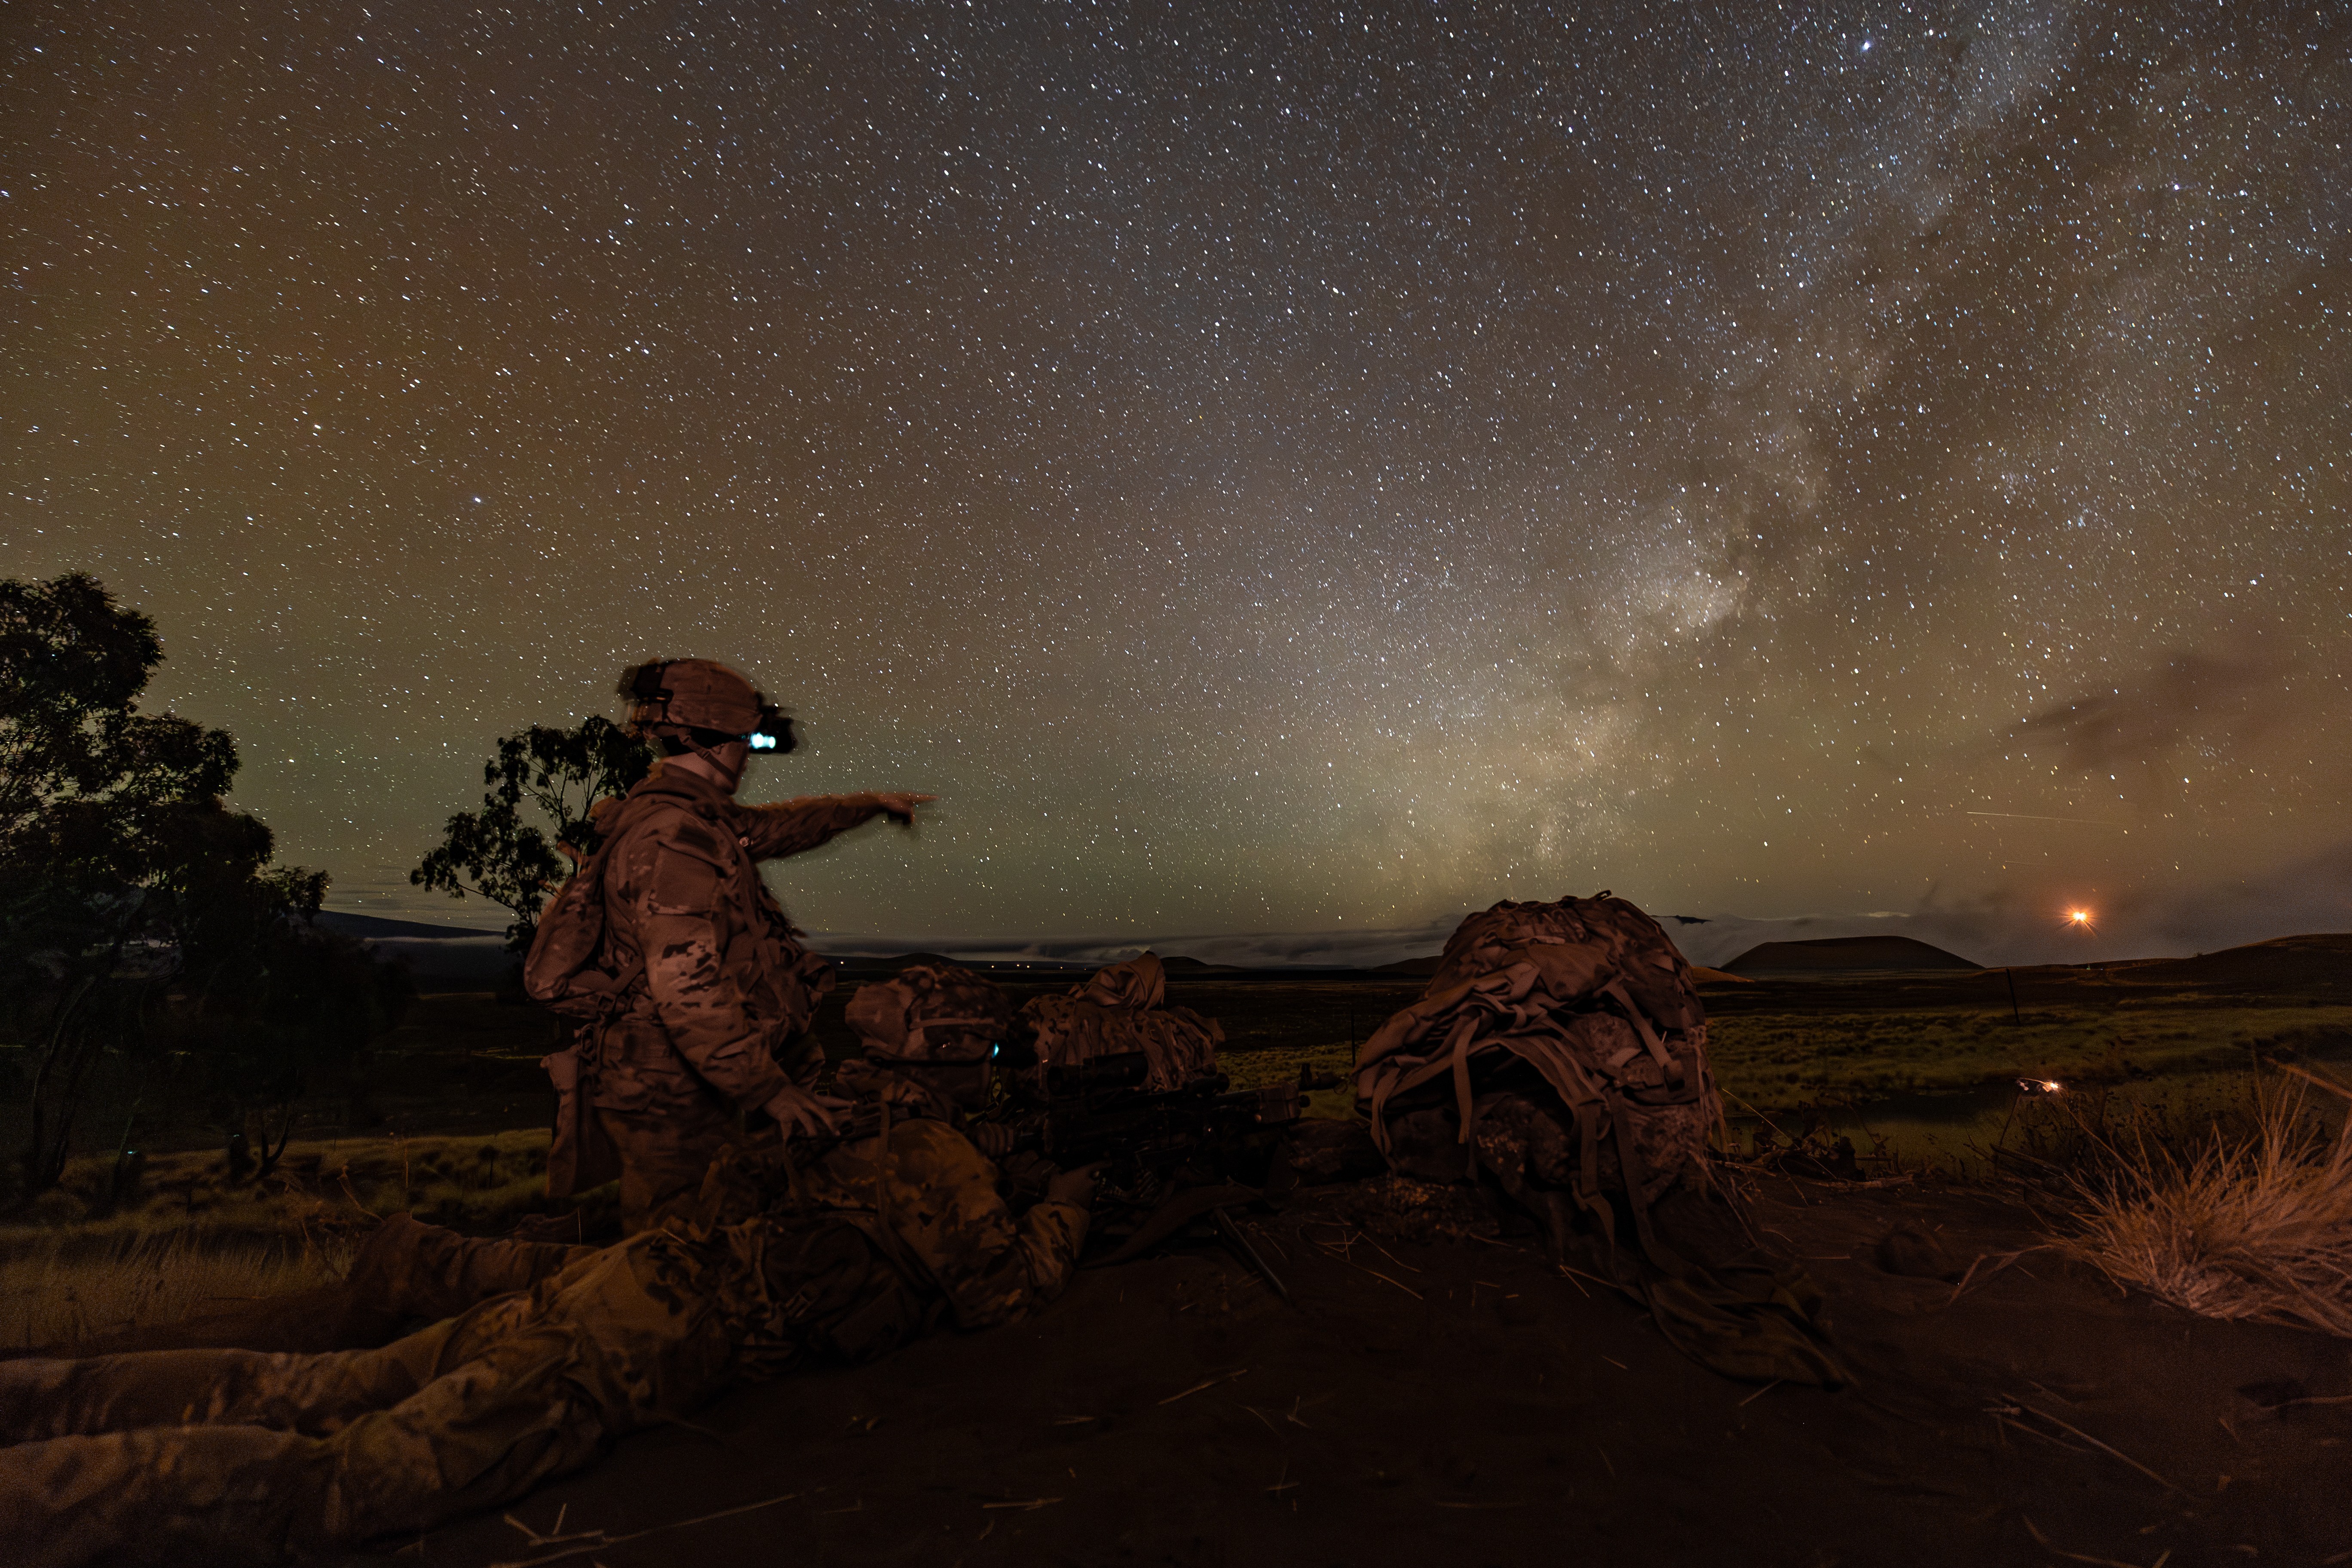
[617, 658, 794, 784]
[840, 963, 1020, 1115]
[846, 963, 1015, 1064]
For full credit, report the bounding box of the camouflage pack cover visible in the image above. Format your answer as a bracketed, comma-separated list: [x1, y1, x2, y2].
[1354, 894, 1720, 1252]
[844, 963, 1016, 1061]
[1017, 953, 1223, 1091]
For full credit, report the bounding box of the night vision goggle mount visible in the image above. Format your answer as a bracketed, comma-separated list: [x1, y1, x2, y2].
[624, 661, 797, 753]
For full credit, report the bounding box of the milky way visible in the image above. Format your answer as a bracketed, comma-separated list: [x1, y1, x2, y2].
[6, 3, 2346, 962]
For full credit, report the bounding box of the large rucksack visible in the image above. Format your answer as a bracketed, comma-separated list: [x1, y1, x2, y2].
[1354, 893, 1720, 1256]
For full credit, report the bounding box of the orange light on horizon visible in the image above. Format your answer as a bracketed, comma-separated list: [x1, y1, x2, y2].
[2064, 907, 2097, 935]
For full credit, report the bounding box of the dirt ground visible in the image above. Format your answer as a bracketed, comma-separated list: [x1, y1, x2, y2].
[177, 1172, 2338, 1568]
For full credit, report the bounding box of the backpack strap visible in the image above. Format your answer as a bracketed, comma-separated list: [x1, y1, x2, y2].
[1600, 977, 1684, 1093]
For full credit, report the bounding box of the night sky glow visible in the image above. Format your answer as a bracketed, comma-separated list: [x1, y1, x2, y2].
[6, 3, 2347, 965]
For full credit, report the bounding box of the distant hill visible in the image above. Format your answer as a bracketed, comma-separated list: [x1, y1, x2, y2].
[1688, 966, 1753, 985]
[1158, 954, 1250, 975]
[2088, 932, 2352, 994]
[1723, 935, 1980, 975]
[1376, 951, 1744, 983]
[316, 911, 505, 941]
[882, 952, 965, 972]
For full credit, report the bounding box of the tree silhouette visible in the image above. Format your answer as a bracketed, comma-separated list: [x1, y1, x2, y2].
[0, 573, 403, 1197]
[410, 717, 655, 955]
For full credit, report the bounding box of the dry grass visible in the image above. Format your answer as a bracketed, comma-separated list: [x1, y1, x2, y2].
[2055, 1076, 2352, 1338]
[5, 1127, 567, 1245]
[0, 1231, 355, 1352]
[1221, 1039, 1360, 1118]
[1705, 1001, 2352, 1116]
[0, 1126, 610, 1351]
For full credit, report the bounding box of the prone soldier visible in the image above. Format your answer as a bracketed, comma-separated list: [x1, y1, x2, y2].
[0, 974, 1094, 1568]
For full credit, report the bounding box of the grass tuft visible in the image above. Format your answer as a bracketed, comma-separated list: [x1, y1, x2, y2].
[2055, 1078, 2352, 1338]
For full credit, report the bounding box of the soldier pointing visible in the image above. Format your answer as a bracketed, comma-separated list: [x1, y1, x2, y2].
[536, 658, 933, 1233]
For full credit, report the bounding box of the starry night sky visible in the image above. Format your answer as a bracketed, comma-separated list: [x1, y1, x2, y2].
[6, 3, 2347, 965]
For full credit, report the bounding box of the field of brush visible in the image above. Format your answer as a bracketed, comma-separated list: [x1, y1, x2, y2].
[1203, 966, 2352, 1175]
[1687, 946, 2352, 1174]
[1703, 996, 2352, 1111]
[0, 1127, 599, 1352]
[5, 937, 2343, 1351]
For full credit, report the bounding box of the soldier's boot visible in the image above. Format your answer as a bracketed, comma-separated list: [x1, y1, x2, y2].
[0, 1422, 338, 1568]
[0, 1310, 514, 1445]
[348, 1213, 588, 1321]
[0, 1321, 609, 1568]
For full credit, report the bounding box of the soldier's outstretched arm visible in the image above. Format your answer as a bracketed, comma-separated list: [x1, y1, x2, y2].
[735, 792, 935, 859]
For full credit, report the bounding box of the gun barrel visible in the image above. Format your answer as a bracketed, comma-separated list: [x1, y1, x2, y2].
[1021, 1075, 1305, 1170]
[1211, 1205, 1292, 1304]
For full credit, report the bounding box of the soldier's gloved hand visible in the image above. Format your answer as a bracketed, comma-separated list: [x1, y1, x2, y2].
[1045, 1162, 1107, 1211]
[763, 1083, 851, 1141]
[868, 791, 936, 826]
[968, 1121, 1018, 1158]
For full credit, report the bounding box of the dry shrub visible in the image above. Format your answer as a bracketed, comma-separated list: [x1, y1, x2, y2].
[9, 1128, 563, 1246]
[0, 1231, 353, 1353]
[2056, 1078, 2352, 1337]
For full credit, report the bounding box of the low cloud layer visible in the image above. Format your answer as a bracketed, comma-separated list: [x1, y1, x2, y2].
[813, 920, 1465, 972]
[823, 836, 2352, 973]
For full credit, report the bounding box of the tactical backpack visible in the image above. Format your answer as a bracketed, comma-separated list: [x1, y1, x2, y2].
[522, 794, 664, 1023]
[522, 794, 672, 1198]
[735, 1210, 934, 1371]
[1354, 894, 1721, 1257]
[685, 1131, 942, 1375]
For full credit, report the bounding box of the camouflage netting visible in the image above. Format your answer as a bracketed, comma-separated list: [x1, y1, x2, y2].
[1354, 894, 1722, 1246]
[1018, 953, 1224, 1090]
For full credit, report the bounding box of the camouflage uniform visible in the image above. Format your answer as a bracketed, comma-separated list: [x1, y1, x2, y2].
[0, 1118, 1084, 1568]
[589, 763, 898, 1231]
[1018, 952, 1225, 1091]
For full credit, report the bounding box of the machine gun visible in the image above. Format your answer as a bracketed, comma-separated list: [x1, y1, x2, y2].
[989, 1050, 1341, 1301]
[1011, 1051, 1314, 1170]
